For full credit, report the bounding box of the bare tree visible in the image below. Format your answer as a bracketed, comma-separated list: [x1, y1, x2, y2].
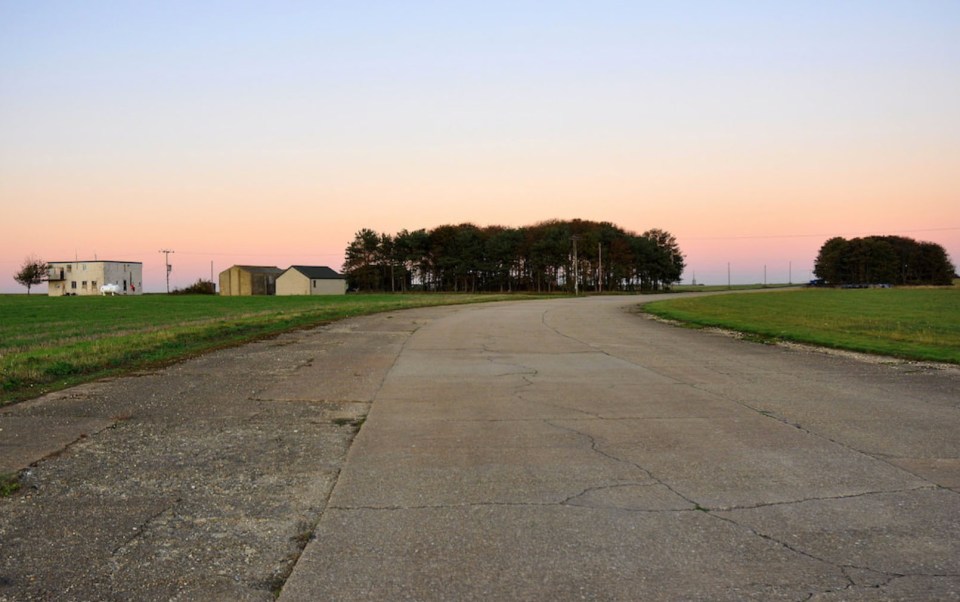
[14, 256, 49, 294]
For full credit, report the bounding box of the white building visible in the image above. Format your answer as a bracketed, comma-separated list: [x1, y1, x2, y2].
[276, 265, 347, 295]
[47, 261, 143, 296]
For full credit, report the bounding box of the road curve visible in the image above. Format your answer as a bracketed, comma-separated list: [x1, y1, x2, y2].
[281, 294, 960, 601]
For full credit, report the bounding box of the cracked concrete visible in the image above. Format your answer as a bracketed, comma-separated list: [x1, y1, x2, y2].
[281, 296, 960, 601]
[0, 309, 452, 601]
[2, 295, 958, 600]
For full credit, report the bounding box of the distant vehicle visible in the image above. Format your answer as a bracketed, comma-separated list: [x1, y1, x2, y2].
[807, 279, 826, 287]
[100, 283, 121, 296]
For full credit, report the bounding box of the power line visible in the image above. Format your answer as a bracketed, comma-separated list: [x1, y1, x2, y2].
[682, 226, 960, 241]
[148, 251, 346, 258]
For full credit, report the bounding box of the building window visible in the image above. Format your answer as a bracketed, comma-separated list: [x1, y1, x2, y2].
[82, 281, 88, 289]
[71, 281, 77, 289]
[91, 281, 97, 289]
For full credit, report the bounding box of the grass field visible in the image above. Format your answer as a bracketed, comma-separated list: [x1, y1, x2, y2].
[644, 287, 960, 364]
[669, 283, 799, 293]
[0, 293, 538, 404]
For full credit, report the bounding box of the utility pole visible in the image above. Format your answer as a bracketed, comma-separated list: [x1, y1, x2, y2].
[597, 243, 602, 293]
[571, 235, 580, 296]
[159, 249, 174, 293]
[727, 262, 731, 289]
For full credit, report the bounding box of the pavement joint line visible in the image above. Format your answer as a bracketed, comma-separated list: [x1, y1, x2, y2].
[275, 325, 416, 595]
[370, 324, 422, 402]
[326, 500, 701, 513]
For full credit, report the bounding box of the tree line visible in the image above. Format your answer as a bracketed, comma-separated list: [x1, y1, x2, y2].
[814, 235, 955, 286]
[342, 219, 685, 293]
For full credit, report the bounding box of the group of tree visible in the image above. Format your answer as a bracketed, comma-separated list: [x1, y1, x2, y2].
[342, 219, 685, 293]
[814, 235, 956, 286]
[14, 256, 49, 294]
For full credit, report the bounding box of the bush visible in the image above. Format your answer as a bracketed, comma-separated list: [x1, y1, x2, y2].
[170, 279, 217, 295]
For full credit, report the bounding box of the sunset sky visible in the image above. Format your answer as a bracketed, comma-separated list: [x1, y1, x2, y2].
[2, 1, 958, 292]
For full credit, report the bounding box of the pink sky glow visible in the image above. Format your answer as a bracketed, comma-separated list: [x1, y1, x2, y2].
[2, 2, 958, 293]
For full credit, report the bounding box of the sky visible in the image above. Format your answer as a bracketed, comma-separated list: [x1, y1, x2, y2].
[2, 1, 958, 292]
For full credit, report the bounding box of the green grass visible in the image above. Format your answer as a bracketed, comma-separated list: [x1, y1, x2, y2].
[0, 473, 21, 497]
[644, 287, 960, 364]
[670, 283, 800, 293]
[0, 293, 541, 404]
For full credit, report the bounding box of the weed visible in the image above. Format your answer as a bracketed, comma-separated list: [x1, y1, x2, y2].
[0, 473, 21, 497]
[332, 416, 367, 429]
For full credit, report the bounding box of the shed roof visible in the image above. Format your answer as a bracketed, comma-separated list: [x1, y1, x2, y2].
[233, 265, 283, 275]
[285, 265, 343, 279]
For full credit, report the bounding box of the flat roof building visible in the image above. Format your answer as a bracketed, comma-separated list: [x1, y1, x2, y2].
[47, 261, 143, 296]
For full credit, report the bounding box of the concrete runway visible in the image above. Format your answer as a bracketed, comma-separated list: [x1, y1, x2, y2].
[2, 294, 958, 600]
[280, 295, 960, 601]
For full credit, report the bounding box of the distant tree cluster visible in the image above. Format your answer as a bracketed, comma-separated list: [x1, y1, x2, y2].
[814, 235, 955, 286]
[342, 220, 685, 293]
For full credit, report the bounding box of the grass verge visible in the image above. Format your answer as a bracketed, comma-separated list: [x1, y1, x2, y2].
[644, 287, 960, 364]
[0, 293, 544, 404]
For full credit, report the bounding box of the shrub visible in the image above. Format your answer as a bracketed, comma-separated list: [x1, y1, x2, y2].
[170, 279, 216, 295]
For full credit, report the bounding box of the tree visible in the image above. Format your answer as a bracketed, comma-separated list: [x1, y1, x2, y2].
[14, 256, 49, 294]
[341, 220, 689, 293]
[814, 235, 955, 286]
[642, 229, 685, 290]
[342, 228, 384, 291]
[814, 237, 850, 284]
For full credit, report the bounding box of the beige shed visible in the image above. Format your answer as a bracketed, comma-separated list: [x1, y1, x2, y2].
[276, 266, 347, 296]
[218, 265, 283, 296]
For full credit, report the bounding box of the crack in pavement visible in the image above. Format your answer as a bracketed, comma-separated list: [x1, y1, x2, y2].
[543, 305, 954, 498]
[542, 419, 701, 508]
[539, 416, 951, 593]
[110, 498, 181, 556]
[472, 323, 955, 587]
[706, 484, 942, 513]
